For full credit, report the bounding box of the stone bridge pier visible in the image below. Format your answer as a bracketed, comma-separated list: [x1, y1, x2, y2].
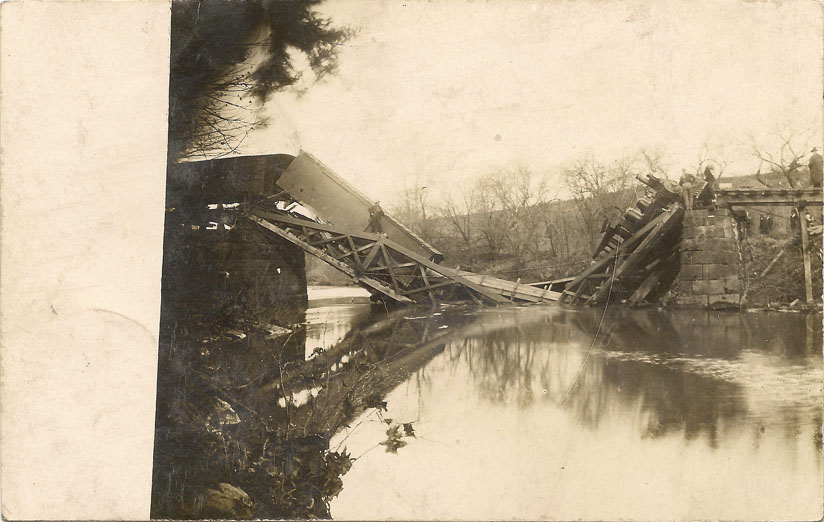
[673, 208, 744, 309]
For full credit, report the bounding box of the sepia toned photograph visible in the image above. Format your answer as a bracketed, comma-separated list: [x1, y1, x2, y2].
[148, 0, 824, 519]
[4, 0, 820, 520]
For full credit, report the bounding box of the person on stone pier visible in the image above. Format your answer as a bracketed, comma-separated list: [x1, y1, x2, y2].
[679, 169, 696, 210]
[703, 165, 715, 191]
[697, 165, 716, 208]
[808, 147, 823, 188]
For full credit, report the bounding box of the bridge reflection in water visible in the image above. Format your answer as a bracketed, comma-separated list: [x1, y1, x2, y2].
[327, 303, 822, 520]
[151, 286, 822, 520]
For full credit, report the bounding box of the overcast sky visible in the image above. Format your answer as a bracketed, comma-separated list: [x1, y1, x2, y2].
[242, 0, 823, 205]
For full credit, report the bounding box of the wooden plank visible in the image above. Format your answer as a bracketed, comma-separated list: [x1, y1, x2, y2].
[379, 244, 402, 293]
[627, 270, 663, 306]
[799, 206, 814, 304]
[346, 236, 362, 265]
[591, 207, 681, 303]
[716, 188, 823, 207]
[354, 242, 376, 254]
[458, 272, 562, 302]
[572, 275, 594, 304]
[366, 262, 418, 271]
[307, 233, 348, 248]
[401, 280, 454, 296]
[360, 237, 385, 270]
[528, 276, 576, 288]
[257, 210, 375, 236]
[416, 265, 440, 306]
[253, 210, 525, 305]
[563, 208, 673, 296]
[614, 209, 680, 279]
[380, 245, 415, 288]
[760, 250, 785, 277]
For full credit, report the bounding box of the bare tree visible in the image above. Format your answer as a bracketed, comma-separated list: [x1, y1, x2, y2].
[639, 147, 667, 178]
[439, 188, 481, 267]
[749, 124, 815, 188]
[473, 175, 510, 256]
[474, 167, 552, 262]
[563, 153, 638, 249]
[391, 179, 435, 243]
[684, 137, 733, 183]
[184, 63, 273, 158]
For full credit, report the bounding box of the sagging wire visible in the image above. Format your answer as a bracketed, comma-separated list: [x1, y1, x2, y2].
[558, 185, 641, 406]
[558, 239, 619, 406]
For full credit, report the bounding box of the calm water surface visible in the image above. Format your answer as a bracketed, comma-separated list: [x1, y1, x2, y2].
[304, 286, 371, 359]
[311, 293, 822, 520]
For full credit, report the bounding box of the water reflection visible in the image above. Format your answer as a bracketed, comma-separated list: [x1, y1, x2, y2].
[151, 285, 474, 519]
[331, 306, 822, 520]
[153, 283, 822, 520]
[304, 304, 372, 359]
[447, 307, 823, 444]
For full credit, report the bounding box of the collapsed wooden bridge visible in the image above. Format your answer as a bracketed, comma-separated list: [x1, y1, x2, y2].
[557, 175, 697, 306]
[238, 152, 691, 308]
[247, 153, 563, 306]
[170, 151, 823, 309]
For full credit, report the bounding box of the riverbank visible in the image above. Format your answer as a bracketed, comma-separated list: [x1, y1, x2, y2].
[151, 284, 466, 519]
[742, 235, 822, 308]
[151, 281, 822, 519]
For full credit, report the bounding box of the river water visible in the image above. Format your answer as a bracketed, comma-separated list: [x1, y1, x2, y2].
[307, 288, 823, 520]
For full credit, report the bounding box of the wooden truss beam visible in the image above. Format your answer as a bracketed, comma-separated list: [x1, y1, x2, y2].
[560, 205, 683, 306]
[251, 210, 512, 306]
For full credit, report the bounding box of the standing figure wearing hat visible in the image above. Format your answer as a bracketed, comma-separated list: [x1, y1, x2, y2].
[809, 147, 823, 188]
[679, 168, 696, 210]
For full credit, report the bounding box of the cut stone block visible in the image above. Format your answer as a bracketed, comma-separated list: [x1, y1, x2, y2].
[692, 279, 727, 295]
[681, 250, 739, 265]
[705, 264, 738, 279]
[674, 295, 709, 307]
[673, 280, 693, 294]
[680, 264, 704, 281]
[708, 293, 741, 308]
[682, 237, 738, 252]
[684, 211, 709, 227]
[683, 224, 729, 240]
[721, 276, 741, 292]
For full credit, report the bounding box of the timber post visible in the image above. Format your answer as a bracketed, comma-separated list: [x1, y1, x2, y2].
[797, 202, 814, 304]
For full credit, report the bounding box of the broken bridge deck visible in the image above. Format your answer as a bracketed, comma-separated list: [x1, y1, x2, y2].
[231, 152, 691, 308]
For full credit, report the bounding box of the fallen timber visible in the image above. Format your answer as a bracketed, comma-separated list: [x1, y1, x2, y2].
[559, 174, 687, 306]
[250, 210, 562, 306]
[240, 151, 689, 308]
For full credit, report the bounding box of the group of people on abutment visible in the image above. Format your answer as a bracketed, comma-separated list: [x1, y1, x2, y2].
[677, 166, 715, 211]
[677, 147, 824, 211]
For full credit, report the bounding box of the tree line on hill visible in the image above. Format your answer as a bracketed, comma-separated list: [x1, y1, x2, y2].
[389, 136, 820, 284]
[390, 152, 654, 282]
